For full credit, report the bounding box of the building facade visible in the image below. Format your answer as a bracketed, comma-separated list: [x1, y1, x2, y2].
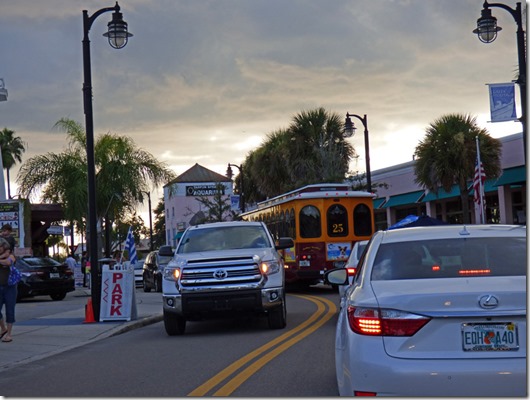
[163, 163, 233, 247]
[370, 132, 526, 230]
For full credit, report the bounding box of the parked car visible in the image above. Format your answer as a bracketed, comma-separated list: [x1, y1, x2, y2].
[133, 259, 145, 288]
[15, 256, 75, 301]
[338, 239, 368, 298]
[325, 224, 526, 397]
[143, 246, 173, 292]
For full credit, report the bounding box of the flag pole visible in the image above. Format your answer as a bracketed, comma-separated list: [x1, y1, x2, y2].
[475, 136, 485, 224]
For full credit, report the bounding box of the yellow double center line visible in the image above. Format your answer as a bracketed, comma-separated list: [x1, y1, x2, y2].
[188, 294, 337, 397]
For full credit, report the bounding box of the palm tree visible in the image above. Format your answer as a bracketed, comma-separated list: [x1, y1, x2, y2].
[244, 107, 355, 202]
[288, 107, 354, 187]
[16, 118, 176, 256]
[414, 113, 502, 224]
[0, 128, 27, 198]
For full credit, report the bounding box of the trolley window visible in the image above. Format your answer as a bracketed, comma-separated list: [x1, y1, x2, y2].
[300, 205, 321, 238]
[327, 204, 349, 237]
[353, 203, 372, 237]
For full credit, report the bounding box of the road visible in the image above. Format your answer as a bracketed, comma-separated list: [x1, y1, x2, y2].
[0, 285, 340, 397]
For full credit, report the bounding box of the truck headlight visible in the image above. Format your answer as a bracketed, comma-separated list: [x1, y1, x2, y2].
[260, 260, 281, 275]
[163, 267, 180, 281]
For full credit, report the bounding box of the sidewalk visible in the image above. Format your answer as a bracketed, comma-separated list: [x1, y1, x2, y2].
[0, 287, 163, 371]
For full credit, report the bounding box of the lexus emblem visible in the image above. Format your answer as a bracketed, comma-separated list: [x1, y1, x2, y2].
[479, 295, 499, 309]
[213, 269, 228, 280]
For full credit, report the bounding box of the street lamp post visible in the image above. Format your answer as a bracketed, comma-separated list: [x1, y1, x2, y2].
[143, 191, 154, 251]
[226, 163, 245, 212]
[82, 2, 132, 321]
[344, 113, 372, 193]
[473, 1, 527, 161]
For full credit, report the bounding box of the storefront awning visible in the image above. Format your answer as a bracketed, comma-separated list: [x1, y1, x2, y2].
[422, 185, 460, 202]
[493, 166, 526, 187]
[382, 190, 424, 208]
[373, 198, 386, 209]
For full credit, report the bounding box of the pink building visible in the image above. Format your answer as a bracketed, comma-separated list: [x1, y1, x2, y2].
[371, 133, 526, 230]
[163, 164, 233, 247]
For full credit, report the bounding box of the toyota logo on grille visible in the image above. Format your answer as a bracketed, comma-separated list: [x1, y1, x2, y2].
[213, 269, 228, 280]
[479, 294, 499, 309]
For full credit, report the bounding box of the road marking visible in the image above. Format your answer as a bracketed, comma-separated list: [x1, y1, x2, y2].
[187, 294, 337, 396]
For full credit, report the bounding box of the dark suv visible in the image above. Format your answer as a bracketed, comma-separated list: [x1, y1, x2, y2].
[142, 245, 174, 292]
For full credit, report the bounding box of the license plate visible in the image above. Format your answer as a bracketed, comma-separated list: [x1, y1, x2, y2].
[462, 322, 519, 351]
[299, 260, 310, 267]
[49, 272, 60, 279]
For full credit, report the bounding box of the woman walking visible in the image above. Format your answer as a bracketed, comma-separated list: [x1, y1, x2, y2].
[0, 237, 17, 342]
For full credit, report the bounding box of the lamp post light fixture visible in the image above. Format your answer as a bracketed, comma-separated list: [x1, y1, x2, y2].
[473, 1, 526, 161]
[143, 191, 154, 252]
[344, 113, 372, 193]
[226, 163, 245, 212]
[82, 2, 132, 321]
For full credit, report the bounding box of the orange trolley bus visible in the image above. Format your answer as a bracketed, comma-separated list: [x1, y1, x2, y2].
[241, 183, 375, 287]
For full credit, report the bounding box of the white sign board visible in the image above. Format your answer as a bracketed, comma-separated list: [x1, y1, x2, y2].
[99, 263, 137, 322]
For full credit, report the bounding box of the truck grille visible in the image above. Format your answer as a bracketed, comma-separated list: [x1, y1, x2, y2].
[180, 256, 263, 287]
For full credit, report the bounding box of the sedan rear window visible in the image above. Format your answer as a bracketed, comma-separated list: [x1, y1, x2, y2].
[371, 237, 526, 280]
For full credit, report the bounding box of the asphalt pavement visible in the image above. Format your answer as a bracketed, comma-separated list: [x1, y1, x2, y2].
[0, 287, 163, 372]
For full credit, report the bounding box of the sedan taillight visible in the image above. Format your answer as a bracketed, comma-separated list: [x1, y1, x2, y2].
[347, 306, 430, 336]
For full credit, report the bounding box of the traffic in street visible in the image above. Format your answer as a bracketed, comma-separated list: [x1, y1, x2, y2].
[0, 285, 340, 397]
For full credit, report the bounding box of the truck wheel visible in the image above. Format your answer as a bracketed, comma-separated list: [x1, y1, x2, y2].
[267, 299, 286, 329]
[164, 310, 186, 335]
[143, 279, 151, 293]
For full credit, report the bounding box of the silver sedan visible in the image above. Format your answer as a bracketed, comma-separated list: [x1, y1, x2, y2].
[326, 224, 526, 397]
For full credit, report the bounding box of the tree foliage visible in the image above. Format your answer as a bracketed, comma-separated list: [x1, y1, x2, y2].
[414, 113, 501, 223]
[193, 183, 236, 223]
[0, 127, 27, 198]
[16, 118, 177, 255]
[243, 107, 355, 204]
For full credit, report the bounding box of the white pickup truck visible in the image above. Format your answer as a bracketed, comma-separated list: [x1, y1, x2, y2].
[162, 221, 294, 335]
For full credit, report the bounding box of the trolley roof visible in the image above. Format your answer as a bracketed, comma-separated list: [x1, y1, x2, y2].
[247, 183, 375, 212]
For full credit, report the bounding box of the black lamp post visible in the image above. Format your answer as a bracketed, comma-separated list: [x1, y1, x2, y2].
[473, 1, 526, 161]
[82, 2, 132, 321]
[143, 191, 154, 251]
[344, 113, 372, 193]
[226, 163, 245, 212]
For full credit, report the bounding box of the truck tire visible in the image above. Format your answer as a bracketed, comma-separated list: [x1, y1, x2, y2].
[267, 299, 286, 329]
[164, 310, 186, 335]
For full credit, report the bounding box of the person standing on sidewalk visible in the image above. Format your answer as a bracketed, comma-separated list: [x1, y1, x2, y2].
[0, 224, 16, 252]
[66, 253, 76, 273]
[0, 237, 17, 343]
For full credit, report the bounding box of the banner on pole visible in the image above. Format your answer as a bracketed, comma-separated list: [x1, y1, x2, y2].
[487, 83, 517, 123]
[99, 263, 137, 322]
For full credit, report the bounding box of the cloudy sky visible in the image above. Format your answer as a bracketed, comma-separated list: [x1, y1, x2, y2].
[0, 0, 524, 219]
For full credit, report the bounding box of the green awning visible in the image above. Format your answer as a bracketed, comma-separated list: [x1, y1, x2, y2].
[469, 179, 497, 196]
[382, 190, 424, 208]
[494, 166, 526, 187]
[422, 185, 460, 202]
[373, 198, 386, 209]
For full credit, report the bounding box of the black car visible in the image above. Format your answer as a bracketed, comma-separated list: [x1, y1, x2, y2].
[15, 256, 75, 301]
[142, 246, 173, 293]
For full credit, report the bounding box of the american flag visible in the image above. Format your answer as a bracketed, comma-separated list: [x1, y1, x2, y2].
[125, 226, 138, 265]
[473, 158, 486, 206]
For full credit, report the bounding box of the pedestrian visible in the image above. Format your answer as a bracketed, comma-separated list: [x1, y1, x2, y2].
[81, 251, 88, 287]
[66, 253, 76, 273]
[0, 224, 16, 252]
[0, 237, 17, 343]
